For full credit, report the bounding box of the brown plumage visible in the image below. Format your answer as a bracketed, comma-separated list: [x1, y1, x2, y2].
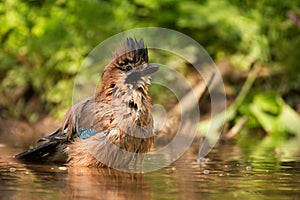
[15, 38, 159, 168]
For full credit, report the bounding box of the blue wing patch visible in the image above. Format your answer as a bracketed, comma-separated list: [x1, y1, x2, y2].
[77, 127, 97, 139]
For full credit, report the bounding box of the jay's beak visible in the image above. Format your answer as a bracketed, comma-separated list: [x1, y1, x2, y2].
[140, 64, 160, 76]
[125, 64, 159, 84]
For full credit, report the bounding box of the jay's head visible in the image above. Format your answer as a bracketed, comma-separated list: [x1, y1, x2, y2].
[101, 38, 159, 91]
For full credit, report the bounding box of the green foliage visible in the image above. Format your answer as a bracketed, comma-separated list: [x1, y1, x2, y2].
[0, 0, 116, 119]
[243, 92, 300, 136]
[180, 1, 300, 73]
[198, 65, 300, 154]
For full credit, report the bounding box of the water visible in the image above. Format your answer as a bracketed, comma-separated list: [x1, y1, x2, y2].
[0, 144, 300, 200]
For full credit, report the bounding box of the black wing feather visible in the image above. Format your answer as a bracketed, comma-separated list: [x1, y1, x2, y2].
[14, 141, 60, 163]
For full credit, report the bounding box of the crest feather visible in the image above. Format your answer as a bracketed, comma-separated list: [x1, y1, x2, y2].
[113, 37, 148, 63]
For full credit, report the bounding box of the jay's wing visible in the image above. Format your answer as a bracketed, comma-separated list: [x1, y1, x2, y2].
[14, 97, 104, 162]
[41, 97, 102, 142]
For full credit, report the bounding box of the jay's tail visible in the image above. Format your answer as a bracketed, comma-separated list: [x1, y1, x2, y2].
[14, 141, 60, 162]
[14, 129, 68, 163]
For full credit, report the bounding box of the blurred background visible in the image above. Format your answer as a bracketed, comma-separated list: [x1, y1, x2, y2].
[0, 0, 300, 158]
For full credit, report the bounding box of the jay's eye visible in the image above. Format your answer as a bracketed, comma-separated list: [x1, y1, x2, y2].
[125, 65, 132, 72]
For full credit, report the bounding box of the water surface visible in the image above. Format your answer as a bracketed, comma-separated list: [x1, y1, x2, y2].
[0, 143, 299, 200]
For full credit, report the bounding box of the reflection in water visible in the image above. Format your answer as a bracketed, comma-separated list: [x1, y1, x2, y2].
[66, 167, 151, 200]
[0, 156, 151, 200]
[0, 144, 300, 199]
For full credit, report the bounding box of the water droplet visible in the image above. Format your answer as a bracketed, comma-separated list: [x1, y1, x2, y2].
[58, 166, 67, 171]
[246, 166, 252, 171]
[9, 168, 16, 172]
[197, 157, 207, 164]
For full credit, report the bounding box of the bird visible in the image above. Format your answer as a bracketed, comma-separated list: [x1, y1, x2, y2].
[14, 37, 159, 168]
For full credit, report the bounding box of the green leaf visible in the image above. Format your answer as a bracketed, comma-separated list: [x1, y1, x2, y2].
[249, 92, 300, 135]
